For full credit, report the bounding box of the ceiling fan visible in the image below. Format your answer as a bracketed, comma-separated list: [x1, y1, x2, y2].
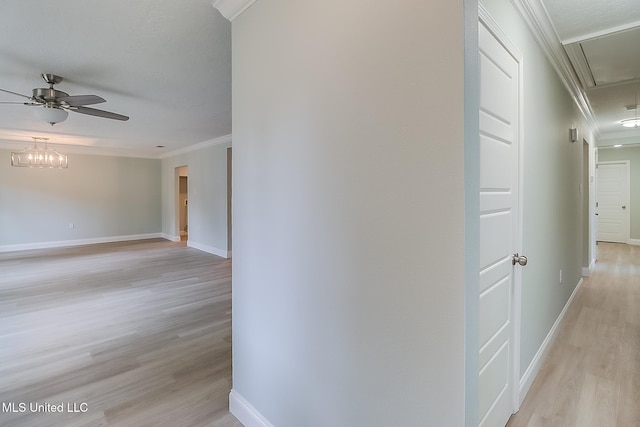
[0, 73, 129, 125]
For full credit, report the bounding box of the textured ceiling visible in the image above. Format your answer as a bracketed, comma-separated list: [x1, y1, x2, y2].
[0, 0, 231, 158]
[544, 0, 640, 42]
[542, 0, 640, 144]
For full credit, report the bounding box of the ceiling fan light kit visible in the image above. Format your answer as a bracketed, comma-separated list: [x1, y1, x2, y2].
[34, 104, 69, 125]
[620, 118, 640, 128]
[11, 137, 68, 169]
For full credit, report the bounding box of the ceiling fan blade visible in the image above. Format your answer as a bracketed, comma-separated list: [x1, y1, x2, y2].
[71, 106, 129, 121]
[0, 87, 33, 100]
[0, 101, 41, 105]
[58, 94, 106, 107]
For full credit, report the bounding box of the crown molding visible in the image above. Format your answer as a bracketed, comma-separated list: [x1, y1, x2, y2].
[212, 0, 257, 21]
[0, 139, 157, 159]
[562, 19, 640, 45]
[0, 134, 232, 160]
[159, 134, 232, 158]
[563, 42, 595, 89]
[596, 129, 640, 141]
[508, 0, 600, 137]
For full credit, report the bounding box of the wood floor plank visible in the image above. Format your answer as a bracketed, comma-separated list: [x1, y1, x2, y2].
[508, 242, 640, 427]
[0, 239, 240, 427]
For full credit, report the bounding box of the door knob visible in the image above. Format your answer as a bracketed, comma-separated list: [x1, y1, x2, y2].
[622, 206, 627, 209]
[512, 253, 528, 266]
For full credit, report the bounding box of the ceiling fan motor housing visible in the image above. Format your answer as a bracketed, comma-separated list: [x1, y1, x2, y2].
[32, 87, 69, 103]
[31, 74, 67, 104]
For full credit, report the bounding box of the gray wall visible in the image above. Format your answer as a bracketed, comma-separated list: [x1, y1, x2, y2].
[0, 140, 231, 256]
[231, 0, 593, 425]
[0, 149, 161, 250]
[161, 140, 231, 256]
[232, 1, 467, 426]
[598, 145, 640, 240]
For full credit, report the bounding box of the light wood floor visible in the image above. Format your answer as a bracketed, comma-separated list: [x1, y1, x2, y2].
[507, 242, 640, 427]
[0, 239, 241, 427]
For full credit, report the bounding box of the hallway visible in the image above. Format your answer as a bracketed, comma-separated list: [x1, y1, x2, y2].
[507, 242, 640, 426]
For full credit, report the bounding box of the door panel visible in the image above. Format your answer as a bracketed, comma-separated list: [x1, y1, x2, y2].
[597, 162, 628, 243]
[478, 19, 520, 427]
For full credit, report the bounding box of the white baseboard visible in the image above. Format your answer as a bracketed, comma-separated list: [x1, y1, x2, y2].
[161, 233, 181, 242]
[628, 238, 640, 246]
[187, 240, 230, 258]
[229, 389, 274, 427]
[0, 233, 163, 253]
[582, 257, 595, 277]
[518, 277, 583, 404]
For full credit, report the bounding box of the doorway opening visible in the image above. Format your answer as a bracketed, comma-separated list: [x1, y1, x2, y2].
[177, 166, 189, 243]
[227, 147, 232, 255]
[582, 141, 590, 275]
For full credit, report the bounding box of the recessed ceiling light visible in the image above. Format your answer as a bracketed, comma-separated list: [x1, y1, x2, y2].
[621, 118, 640, 128]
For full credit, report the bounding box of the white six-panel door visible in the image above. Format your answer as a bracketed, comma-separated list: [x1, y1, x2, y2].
[596, 162, 629, 243]
[478, 13, 522, 427]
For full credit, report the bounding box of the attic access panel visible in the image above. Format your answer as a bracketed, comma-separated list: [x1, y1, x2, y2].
[564, 26, 640, 88]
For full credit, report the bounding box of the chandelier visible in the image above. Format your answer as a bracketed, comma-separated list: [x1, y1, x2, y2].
[11, 137, 69, 168]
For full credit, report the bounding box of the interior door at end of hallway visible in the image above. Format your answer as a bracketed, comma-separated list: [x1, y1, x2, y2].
[596, 162, 629, 244]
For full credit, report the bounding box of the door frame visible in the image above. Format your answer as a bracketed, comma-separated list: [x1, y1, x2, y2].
[175, 165, 189, 242]
[479, 4, 524, 415]
[596, 160, 630, 244]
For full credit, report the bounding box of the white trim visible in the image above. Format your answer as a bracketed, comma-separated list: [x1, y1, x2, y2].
[0, 134, 232, 160]
[212, 0, 257, 21]
[583, 258, 596, 277]
[628, 239, 640, 246]
[0, 139, 161, 160]
[187, 240, 230, 258]
[479, 5, 525, 414]
[519, 277, 583, 404]
[596, 161, 631, 244]
[582, 248, 596, 277]
[509, 0, 599, 137]
[597, 129, 640, 142]
[159, 134, 232, 159]
[162, 233, 182, 242]
[479, 5, 521, 57]
[562, 20, 640, 45]
[563, 43, 595, 89]
[229, 389, 274, 427]
[0, 233, 164, 253]
[599, 142, 640, 149]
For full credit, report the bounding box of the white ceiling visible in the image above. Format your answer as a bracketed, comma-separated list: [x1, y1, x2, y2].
[1, 1, 637, 156]
[542, 0, 640, 145]
[0, 0, 231, 158]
